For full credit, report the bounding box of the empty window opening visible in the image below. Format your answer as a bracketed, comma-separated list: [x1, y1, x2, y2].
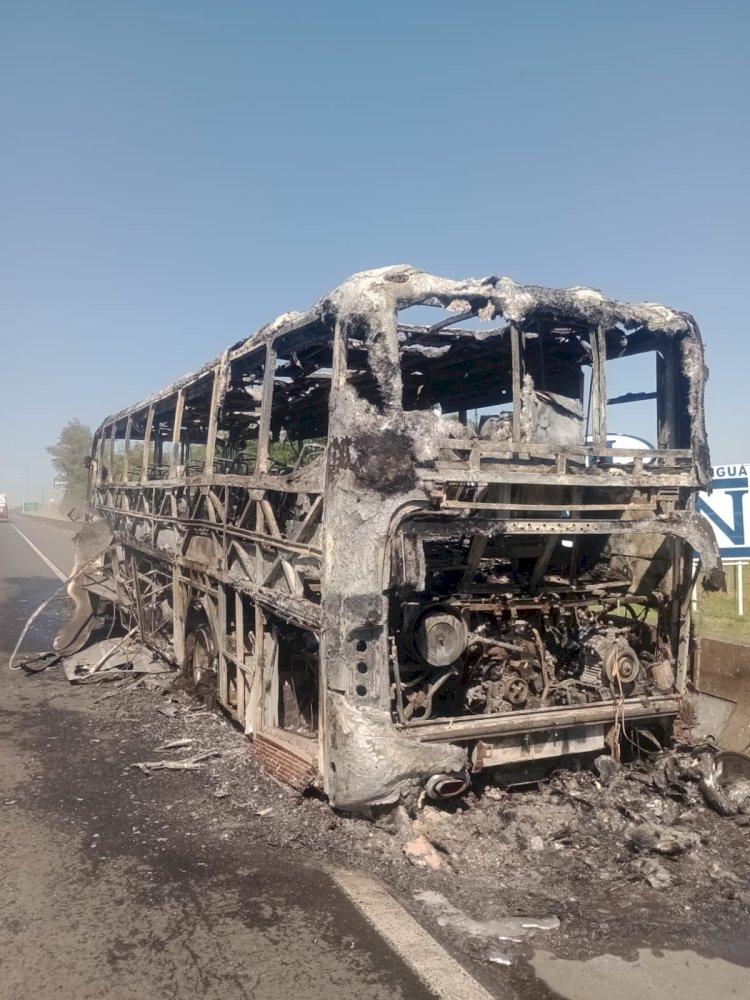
[179, 375, 214, 476]
[606, 352, 657, 442]
[214, 351, 265, 475]
[151, 404, 177, 480]
[265, 325, 332, 476]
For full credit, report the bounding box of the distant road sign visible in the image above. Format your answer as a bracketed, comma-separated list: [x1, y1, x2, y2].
[53, 476, 67, 489]
[23, 501, 40, 513]
[697, 463, 749, 559]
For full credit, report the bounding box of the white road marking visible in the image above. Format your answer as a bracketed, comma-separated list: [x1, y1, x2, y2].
[10, 524, 68, 582]
[328, 867, 498, 1000]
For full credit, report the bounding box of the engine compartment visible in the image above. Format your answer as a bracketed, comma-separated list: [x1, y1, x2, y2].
[390, 531, 678, 726]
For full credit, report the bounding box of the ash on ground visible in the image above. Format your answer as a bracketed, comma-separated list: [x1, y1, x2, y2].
[47, 645, 750, 969]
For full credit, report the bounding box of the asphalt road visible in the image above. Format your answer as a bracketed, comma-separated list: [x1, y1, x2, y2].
[4, 515, 77, 577]
[0, 517, 499, 1000]
[2, 516, 749, 1000]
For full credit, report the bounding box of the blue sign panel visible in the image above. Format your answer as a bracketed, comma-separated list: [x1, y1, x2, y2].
[697, 464, 750, 559]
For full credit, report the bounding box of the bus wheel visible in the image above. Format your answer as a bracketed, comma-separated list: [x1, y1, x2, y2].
[184, 625, 216, 694]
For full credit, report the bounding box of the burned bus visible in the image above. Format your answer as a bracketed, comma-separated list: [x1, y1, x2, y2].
[71, 266, 724, 812]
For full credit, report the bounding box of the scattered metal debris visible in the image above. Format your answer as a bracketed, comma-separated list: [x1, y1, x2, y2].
[93, 673, 145, 703]
[486, 949, 513, 967]
[156, 738, 193, 751]
[415, 889, 559, 946]
[63, 638, 172, 684]
[16, 651, 65, 675]
[700, 750, 750, 816]
[132, 748, 220, 775]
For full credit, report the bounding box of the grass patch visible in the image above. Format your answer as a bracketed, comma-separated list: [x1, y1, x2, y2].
[693, 563, 750, 646]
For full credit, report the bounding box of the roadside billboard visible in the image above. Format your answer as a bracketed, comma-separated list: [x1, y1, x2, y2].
[697, 464, 749, 559]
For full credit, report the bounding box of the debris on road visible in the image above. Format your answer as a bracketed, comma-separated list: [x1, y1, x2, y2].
[63, 638, 173, 684]
[8, 521, 113, 672]
[7, 633, 748, 976]
[403, 834, 442, 870]
[156, 738, 193, 751]
[16, 651, 65, 675]
[625, 822, 700, 856]
[633, 858, 673, 889]
[414, 889, 560, 951]
[132, 748, 221, 775]
[700, 751, 750, 817]
[486, 949, 512, 966]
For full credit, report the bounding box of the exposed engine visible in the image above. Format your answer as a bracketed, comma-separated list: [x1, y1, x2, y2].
[391, 592, 675, 725]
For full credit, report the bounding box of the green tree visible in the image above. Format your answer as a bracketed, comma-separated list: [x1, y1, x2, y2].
[47, 419, 93, 503]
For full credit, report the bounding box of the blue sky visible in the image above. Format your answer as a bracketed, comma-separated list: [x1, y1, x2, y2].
[1, 0, 748, 504]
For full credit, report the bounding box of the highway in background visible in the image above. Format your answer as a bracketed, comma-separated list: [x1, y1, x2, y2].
[6, 515, 77, 577]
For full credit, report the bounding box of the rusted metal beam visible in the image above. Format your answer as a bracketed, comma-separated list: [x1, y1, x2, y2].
[204, 352, 230, 474]
[590, 323, 607, 449]
[402, 696, 680, 741]
[256, 344, 277, 474]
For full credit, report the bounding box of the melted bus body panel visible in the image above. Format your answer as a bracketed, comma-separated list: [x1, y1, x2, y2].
[71, 266, 724, 812]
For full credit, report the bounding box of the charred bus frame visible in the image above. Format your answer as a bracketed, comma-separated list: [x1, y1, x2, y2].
[74, 266, 724, 812]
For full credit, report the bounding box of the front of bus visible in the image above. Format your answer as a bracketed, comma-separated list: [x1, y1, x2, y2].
[318, 266, 723, 813]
